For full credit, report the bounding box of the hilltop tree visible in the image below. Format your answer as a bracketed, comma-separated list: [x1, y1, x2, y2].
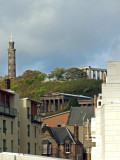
[50, 67, 65, 80]
[22, 70, 47, 82]
[63, 67, 87, 80]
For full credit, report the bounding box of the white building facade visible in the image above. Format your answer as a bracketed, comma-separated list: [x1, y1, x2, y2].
[91, 61, 120, 160]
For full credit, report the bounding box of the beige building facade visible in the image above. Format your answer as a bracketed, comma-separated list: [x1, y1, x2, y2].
[19, 98, 42, 155]
[0, 87, 43, 156]
[0, 89, 20, 153]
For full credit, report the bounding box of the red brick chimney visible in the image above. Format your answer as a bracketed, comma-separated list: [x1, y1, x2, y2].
[74, 124, 78, 142]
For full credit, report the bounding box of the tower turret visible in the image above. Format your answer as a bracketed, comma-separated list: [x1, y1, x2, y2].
[8, 35, 16, 78]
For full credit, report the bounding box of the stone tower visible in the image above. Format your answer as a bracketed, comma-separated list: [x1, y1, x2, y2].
[8, 36, 16, 78]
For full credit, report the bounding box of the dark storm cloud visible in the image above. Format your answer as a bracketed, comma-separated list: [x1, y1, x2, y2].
[0, 0, 120, 76]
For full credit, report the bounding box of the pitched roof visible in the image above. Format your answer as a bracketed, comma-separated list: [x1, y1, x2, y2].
[56, 92, 93, 99]
[67, 107, 94, 126]
[50, 128, 75, 144]
[0, 88, 16, 95]
[42, 127, 75, 144]
[43, 111, 70, 120]
[40, 91, 93, 100]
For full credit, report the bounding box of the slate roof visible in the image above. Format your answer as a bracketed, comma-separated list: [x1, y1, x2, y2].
[42, 126, 75, 144]
[67, 107, 94, 126]
[56, 92, 93, 99]
[40, 91, 93, 100]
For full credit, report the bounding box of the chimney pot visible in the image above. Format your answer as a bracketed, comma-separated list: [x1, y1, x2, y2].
[5, 79, 10, 89]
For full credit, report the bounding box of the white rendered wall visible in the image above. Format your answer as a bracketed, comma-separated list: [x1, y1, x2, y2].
[93, 61, 120, 160]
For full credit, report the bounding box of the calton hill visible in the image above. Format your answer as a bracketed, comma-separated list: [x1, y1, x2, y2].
[0, 67, 102, 114]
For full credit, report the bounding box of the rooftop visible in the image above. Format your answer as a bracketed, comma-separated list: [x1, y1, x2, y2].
[67, 107, 94, 126]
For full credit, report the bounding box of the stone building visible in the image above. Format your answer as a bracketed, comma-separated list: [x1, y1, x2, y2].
[19, 98, 43, 155]
[0, 88, 20, 153]
[40, 92, 94, 113]
[67, 107, 95, 159]
[80, 66, 107, 79]
[42, 126, 83, 160]
[8, 36, 16, 79]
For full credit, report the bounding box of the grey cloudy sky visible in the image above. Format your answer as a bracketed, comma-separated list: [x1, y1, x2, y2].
[0, 0, 120, 76]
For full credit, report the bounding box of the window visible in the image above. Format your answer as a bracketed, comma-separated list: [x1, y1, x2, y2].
[34, 126, 36, 138]
[56, 124, 61, 127]
[100, 96, 102, 99]
[65, 143, 70, 153]
[42, 143, 51, 155]
[11, 140, 13, 152]
[27, 107, 30, 119]
[27, 125, 30, 137]
[98, 101, 101, 106]
[42, 144, 47, 154]
[28, 142, 30, 154]
[3, 120, 6, 134]
[35, 143, 36, 155]
[11, 121, 13, 135]
[3, 139, 6, 152]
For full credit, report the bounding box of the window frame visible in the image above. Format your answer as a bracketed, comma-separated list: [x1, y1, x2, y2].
[28, 142, 30, 154]
[3, 139, 6, 152]
[65, 143, 70, 154]
[27, 125, 30, 137]
[3, 120, 6, 134]
[27, 107, 30, 120]
[42, 143, 52, 155]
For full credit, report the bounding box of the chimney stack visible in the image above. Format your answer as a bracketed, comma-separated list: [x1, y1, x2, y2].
[103, 72, 106, 83]
[74, 124, 78, 142]
[5, 79, 10, 89]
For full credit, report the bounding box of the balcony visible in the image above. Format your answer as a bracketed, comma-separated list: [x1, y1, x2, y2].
[31, 115, 43, 124]
[0, 105, 17, 117]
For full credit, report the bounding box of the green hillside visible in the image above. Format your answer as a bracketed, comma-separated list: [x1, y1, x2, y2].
[0, 70, 102, 100]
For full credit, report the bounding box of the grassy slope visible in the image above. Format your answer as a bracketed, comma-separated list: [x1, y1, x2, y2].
[0, 77, 102, 100]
